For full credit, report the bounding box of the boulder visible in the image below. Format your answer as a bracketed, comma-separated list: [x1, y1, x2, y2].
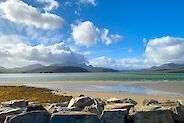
[161, 100, 180, 107]
[68, 96, 95, 109]
[143, 99, 160, 106]
[1, 100, 28, 108]
[106, 98, 137, 105]
[47, 103, 68, 113]
[176, 105, 184, 123]
[83, 99, 104, 117]
[0, 108, 23, 123]
[26, 104, 47, 112]
[178, 100, 184, 105]
[105, 103, 134, 111]
[4, 111, 51, 123]
[100, 109, 127, 123]
[49, 111, 100, 123]
[134, 109, 174, 123]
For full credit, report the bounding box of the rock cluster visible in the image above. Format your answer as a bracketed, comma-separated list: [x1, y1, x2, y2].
[0, 96, 183, 123]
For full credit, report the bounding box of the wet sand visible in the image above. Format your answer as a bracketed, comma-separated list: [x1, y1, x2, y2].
[54, 90, 184, 107]
[1, 80, 184, 106]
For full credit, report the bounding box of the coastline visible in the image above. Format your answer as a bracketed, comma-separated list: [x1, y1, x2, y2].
[54, 90, 184, 107]
[1, 80, 184, 98]
[0, 84, 184, 107]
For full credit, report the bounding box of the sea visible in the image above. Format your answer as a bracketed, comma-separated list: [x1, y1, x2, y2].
[0, 72, 184, 97]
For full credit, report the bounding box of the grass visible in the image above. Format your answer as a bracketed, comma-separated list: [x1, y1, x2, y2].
[0, 86, 72, 104]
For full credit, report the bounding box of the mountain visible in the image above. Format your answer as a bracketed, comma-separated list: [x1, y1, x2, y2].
[13, 64, 45, 72]
[51, 63, 92, 70]
[151, 63, 184, 70]
[161, 67, 184, 73]
[0, 67, 9, 73]
[0, 63, 118, 73]
[150, 63, 184, 73]
[27, 66, 89, 73]
[88, 67, 119, 72]
[51, 63, 118, 72]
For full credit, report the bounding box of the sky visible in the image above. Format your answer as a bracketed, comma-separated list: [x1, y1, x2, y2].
[0, 0, 184, 69]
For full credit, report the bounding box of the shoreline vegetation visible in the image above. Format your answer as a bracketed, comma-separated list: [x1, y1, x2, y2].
[0, 86, 72, 104]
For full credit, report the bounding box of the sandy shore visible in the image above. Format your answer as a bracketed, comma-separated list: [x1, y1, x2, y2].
[54, 90, 184, 107]
[1, 81, 184, 106]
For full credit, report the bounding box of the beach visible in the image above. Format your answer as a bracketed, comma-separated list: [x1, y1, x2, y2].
[0, 73, 184, 107]
[55, 90, 184, 107]
[1, 80, 183, 107]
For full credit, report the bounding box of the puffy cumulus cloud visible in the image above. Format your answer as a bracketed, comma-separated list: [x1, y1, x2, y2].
[0, 0, 64, 30]
[37, 0, 59, 11]
[89, 56, 149, 70]
[71, 21, 122, 47]
[0, 35, 87, 68]
[145, 36, 184, 65]
[79, 0, 96, 5]
[71, 21, 100, 47]
[101, 29, 123, 45]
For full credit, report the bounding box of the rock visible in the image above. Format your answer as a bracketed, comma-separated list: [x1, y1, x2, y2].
[83, 99, 104, 117]
[161, 100, 180, 107]
[178, 100, 184, 105]
[0, 108, 23, 123]
[105, 103, 134, 111]
[1, 100, 28, 108]
[47, 103, 68, 113]
[134, 109, 174, 123]
[143, 99, 160, 106]
[176, 105, 184, 123]
[49, 111, 100, 123]
[95, 98, 105, 107]
[4, 111, 51, 123]
[68, 96, 95, 109]
[136, 105, 162, 112]
[127, 107, 136, 123]
[26, 104, 47, 112]
[100, 109, 127, 123]
[106, 98, 137, 105]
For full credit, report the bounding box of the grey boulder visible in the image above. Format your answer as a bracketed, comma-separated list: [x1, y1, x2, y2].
[5, 111, 51, 123]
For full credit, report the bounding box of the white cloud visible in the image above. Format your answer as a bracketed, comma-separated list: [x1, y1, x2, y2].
[37, 0, 59, 11]
[71, 21, 100, 47]
[0, 0, 64, 30]
[101, 29, 123, 45]
[145, 36, 184, 65]
[0, 35, 87, 68]
[90, 36, 184, 69]
[71, 21, 122, 47]
[79, 0, 96, 5]
[89, 56, 149, 70]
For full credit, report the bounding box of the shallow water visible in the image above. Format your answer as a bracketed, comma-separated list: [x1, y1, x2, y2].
[0, 73, 184, 97]
[0, 72, 184, 83]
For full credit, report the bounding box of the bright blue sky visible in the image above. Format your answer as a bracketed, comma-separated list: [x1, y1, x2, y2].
[0, 0, 184, 69]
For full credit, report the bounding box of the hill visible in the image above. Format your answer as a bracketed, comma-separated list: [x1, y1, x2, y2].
[27, 66, 89, 73]
[0, 63, 118, 73]
[150, 63, 184, 73]
[13, 64, 45, 72]
[88, 67, 119, 72]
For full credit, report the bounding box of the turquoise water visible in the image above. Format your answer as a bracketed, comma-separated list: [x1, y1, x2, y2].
[0, 72, 184, 83]
[0, 73, 184, 97]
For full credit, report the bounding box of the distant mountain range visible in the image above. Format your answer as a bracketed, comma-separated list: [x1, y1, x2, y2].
[149, 63, 184, 73]
[0, 63, 118, 73]
[1, 63, 184, 73]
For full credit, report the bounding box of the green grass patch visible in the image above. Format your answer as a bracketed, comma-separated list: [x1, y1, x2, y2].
[0, 86, 72, 104]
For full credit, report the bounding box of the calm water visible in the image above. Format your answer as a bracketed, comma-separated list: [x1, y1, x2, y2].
[0, 72, 184, 83]
[0, 73, 184, 97]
